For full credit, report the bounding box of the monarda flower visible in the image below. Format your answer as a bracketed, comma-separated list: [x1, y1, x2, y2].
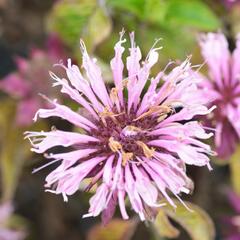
[224, 191, 240, 240]
[198, 33, 240, 160]
[223, 0, 240, 8]
[25, 32, 214, 222]
[0, 34, 66, 126]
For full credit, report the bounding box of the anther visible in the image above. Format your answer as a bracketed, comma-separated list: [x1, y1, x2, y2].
[157, 114, 168, 122]
[108, 137, 122, 152]
[99, 107, 118, 125]
[136, 141, 155, 158]
[122, 79, 129, 88]
[110, 88, 120, 106]
[134, 105, 172, 121]
[122, 152, 133, 166]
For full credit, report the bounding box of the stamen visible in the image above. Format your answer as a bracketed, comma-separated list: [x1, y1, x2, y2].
[98, 107, 119, 125]
[136, 141, 155, 158]
[122, 151, 133, 166]
[122, 78, 129, 88]
[32, 158, 61, 174]
[110, 87, 119, 104]
[134, 105, 172, 121]
[108, 137, 122, 152]
[157, 114, 168, 122]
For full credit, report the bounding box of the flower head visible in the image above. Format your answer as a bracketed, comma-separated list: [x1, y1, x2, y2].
[198, 32, 240, 160]
[0, 34, 66, 126]
[0, 202, 26, 240]
[223, 0, 240, 8]
[25, 31, 214, 222]
[224, 191, 240, 240]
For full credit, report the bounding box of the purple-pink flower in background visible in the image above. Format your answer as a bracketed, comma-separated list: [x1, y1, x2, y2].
[198, 32, 240, 160]
[0, 202, 26, 240]
[224, 191, 240, 240]
[223, 0, 240, 8]
[0, 34, 66, 126]
[25, 32, 215, 222]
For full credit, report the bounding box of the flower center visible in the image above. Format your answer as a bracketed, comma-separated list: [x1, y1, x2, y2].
[91, 107, 159, 165]
[213, 84, 239, 120]
[221, 85, 236, 104]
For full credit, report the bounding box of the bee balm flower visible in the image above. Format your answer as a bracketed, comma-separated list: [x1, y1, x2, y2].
[223, 0, 240, 8]
[0, 34, 66, 126]
[223, 191, 240, 240]
[25, 32, 214, 222]
[199, 33, 240, 159]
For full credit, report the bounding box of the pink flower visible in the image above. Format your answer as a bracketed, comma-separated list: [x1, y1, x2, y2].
[0, 34, 66, 127]
[224, 191, 240, 240]
[0, 202, 26, 240]
[198, 33, 240, 160]
[223, 0, 240, 8]
[25, 31, 214, 222]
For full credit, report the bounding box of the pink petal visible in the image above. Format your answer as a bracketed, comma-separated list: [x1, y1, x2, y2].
[0, 73, 30, 98]
[46, 156, 105, 197]
[25, 130, 99, 153]
[227, 191, 240, 213]
[199, 33, 230, 88]
[49, 71, 99, 119]
[215, 121, 238, 159]
[84, 184, 109, 217]
[80, 41, 112, 108]
[34, 98, 97, 131]
[16, 98, 41, 126]
[66, 59, 104, 112]
[232, 34, 240, 84]
[101, 191, 117, 225]
[46, 33, 66, 61]
[132, 164, 159, 207]
[110, 30, 126, 106]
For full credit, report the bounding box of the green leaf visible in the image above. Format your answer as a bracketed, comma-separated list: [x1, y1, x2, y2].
[230, 144, 240, 195]
[0, 100, 18, 200]
[82, 7, 112, 51]
[7, 214, 28, 232]
[165, 0, 220, 30]
[135, 26, 195, 67]
[0, 99, 47, 200]
[143, 0, 168, 24]
[161, 201, 215, 240]
[0, 99, 15, 129]
[108, 0, 167, 24]
[48, 0, 96, 47]
[87, 218, 138, 240]
[107, 0, 145, 18]
[48, 0, 112, 54]
[154, 208, 180, 238]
